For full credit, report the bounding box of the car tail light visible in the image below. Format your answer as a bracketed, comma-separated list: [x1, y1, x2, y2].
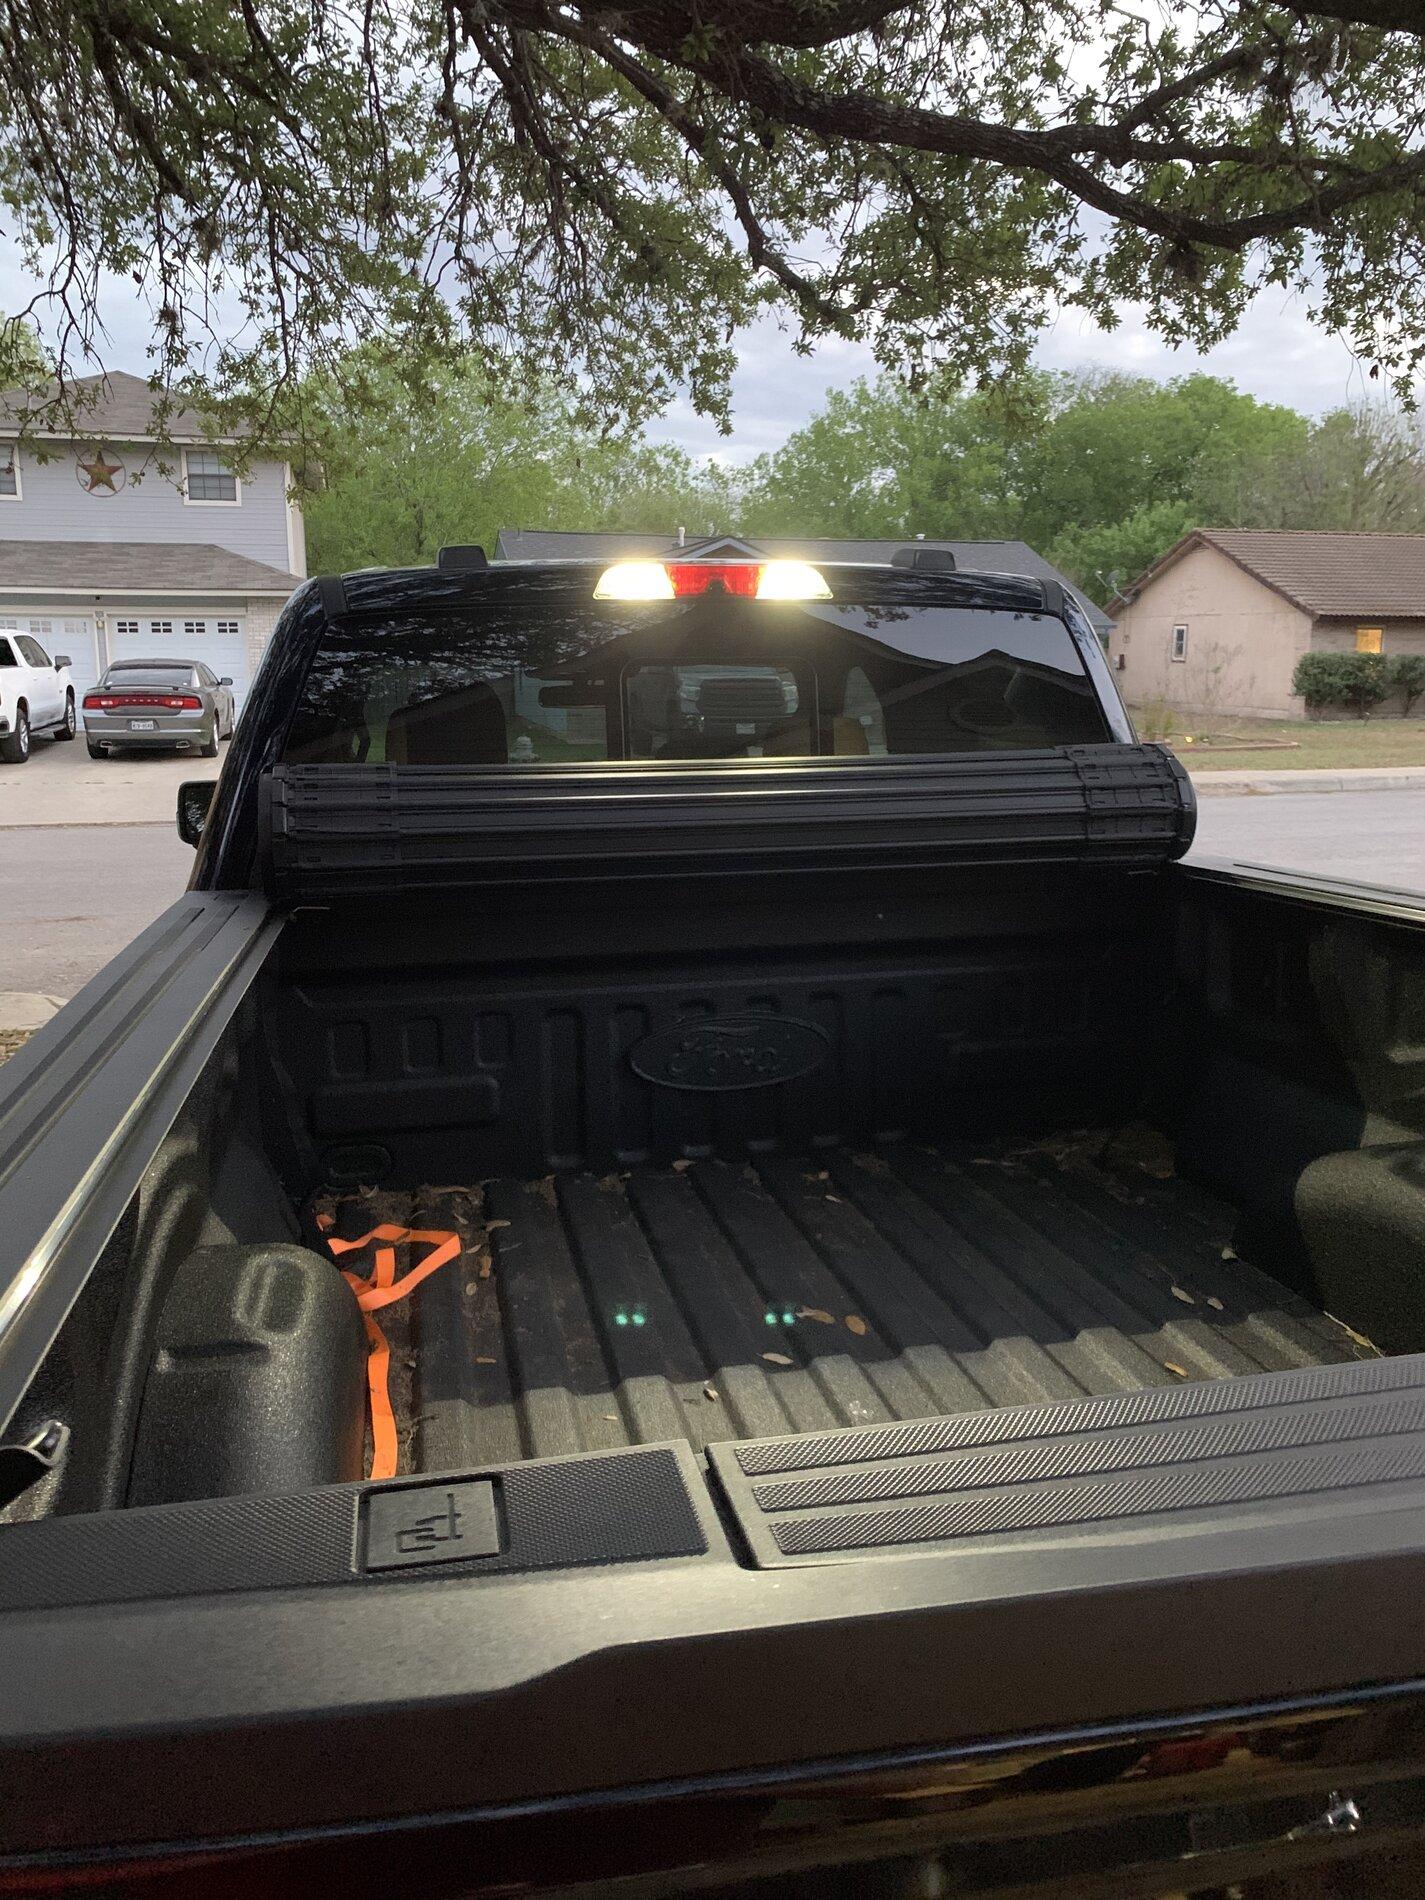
[593, 559, 831, 601]
[83, 692, 202, 710]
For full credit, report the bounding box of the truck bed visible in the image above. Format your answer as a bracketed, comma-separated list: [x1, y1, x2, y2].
[318, 1132, 1373, 1475]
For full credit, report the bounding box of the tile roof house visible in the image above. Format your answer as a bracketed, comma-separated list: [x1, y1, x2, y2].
[0, 370, 306, 708]
[494, 529, 1112, 636]
[1108, 529, 1425, 719]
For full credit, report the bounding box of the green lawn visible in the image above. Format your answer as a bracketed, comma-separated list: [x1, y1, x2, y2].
[1133, 712, 1425, 772]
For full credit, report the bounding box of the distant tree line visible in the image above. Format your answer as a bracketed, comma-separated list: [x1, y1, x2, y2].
[306, 357, 1425, 602]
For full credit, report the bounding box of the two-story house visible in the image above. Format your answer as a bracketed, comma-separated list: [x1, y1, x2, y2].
[0, 371, 306, 709]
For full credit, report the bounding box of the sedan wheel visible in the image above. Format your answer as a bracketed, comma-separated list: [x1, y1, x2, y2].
[0, 705, 30, 765]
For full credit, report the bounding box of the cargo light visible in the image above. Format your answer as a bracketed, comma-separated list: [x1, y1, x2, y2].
[83, 692, 202, 711]
[593, 559, 831, 602]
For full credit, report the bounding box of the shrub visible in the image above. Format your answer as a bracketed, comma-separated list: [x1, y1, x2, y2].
[1136, 697, 1175, 741]
[1292, 650, 1392, 718]
[1391, 653, 1425, 717]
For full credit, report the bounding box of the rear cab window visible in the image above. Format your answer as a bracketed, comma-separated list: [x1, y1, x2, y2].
[281, 565, 1111, 766]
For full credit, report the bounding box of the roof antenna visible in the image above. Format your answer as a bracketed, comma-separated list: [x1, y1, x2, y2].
[677, 525, 686, 547]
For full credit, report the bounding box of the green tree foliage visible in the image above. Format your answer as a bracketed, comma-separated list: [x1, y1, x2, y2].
[1233, 405, 1425, 533]
[740, 370, 1309, 593]
[6, 3, 1425, 441]
[744, 378, 1049, 543]
[304, 357, 737, 574]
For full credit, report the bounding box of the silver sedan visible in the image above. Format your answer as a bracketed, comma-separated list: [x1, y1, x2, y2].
[83, 659, 236, 758]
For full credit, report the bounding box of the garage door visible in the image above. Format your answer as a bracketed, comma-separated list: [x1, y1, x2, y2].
[107, 616, 249, 710]
[0, 615, 102, 700]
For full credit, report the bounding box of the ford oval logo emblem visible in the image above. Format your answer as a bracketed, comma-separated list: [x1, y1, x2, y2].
[630, 1015, 830, 1092]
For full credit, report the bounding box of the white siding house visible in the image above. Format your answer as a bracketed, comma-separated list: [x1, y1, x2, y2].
[0, 371, 306, 707]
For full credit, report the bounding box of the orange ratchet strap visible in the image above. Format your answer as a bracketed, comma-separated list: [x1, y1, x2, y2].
[326, 1224, 462, 1481]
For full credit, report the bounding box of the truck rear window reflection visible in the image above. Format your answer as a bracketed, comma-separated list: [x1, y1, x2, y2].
[281, 597, 1109, 764]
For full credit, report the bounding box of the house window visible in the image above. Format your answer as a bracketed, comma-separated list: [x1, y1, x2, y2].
[183, 620, 207, 639]
[215, 619, 240, 638]
[113, 619, 139, 637]
[183, 448, 238, 504]
[150, 619, 173, 638]
[1356, 626, 1383, 654]
[29, 619, 51, 639]
[1170, 624, 1188, 663]
[0, 444, 19, 499]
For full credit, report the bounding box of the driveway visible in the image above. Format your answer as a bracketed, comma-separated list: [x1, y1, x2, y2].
[0, 737, 220, 998]
[0, 733, 221, 828]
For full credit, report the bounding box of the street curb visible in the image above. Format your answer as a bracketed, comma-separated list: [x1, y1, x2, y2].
[1190, 766, 1425, 797]
[0, 992, 65, 1032]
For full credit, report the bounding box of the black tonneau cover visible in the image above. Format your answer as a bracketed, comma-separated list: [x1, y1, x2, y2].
[259, 744, 1195, 899]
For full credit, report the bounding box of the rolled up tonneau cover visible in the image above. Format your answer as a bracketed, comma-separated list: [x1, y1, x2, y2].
[259, 742, 1195, 900]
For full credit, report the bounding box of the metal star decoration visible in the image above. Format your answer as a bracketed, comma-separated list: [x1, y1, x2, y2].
[77, 448, 124, 494]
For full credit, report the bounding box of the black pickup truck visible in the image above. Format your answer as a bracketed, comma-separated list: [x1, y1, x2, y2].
[3, 547, 1425, 1896]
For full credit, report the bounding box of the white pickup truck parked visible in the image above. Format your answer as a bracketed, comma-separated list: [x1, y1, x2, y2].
[0, 628, 77, 762]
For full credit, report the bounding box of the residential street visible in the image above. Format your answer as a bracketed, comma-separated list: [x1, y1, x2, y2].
[2, 823, 195, 997]
[4, 788, 1423, 1001]
[1193, 789, 1425, 889]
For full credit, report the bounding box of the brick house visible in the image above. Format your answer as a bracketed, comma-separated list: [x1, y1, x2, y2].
[1108, 530, 1425, 718]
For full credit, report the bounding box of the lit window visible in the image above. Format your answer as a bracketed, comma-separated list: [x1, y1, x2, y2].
[183, 448, 238, 503]
[1170, 624, 1188, 662]
[0, 444, 18, 498]
[1355, 626, 1383, 654]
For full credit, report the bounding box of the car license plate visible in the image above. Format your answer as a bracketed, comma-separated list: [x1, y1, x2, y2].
[128, 719, 158, 731]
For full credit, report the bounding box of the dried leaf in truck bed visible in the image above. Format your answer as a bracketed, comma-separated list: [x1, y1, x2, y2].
[845, 1315, 868, 1336]
[1170, 1285, 1195, 1305]
[1206, 1295, 1225, 1311]
[762, 1352, 794, 1367]
[851, 1152, 890, 1175]
[797, 1307, 835, 1325]
[474, 1355, 497, 1365]
[1103, 1121, 1176, 1180]
[703, 1382, 719, 1401]
[672, 1158, 693, 1172]
[803, 1169, 830, 1183]
[484, 1218, 511, 1231]
[1163, 1362, 1189, 1379]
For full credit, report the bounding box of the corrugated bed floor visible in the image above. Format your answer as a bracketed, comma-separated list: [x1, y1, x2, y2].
[317, 1133, 1377, 1477]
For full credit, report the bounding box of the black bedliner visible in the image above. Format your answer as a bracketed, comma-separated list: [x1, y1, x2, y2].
[319, 1133, 1372, 1475]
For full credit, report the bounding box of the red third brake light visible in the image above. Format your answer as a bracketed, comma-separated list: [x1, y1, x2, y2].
[83, 692, 202, 711]
[593, 558, 831, 601]
[665, 562, 761, 598]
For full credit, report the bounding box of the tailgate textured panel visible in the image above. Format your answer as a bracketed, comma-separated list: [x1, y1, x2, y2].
[708, 1353, 1425, 1565]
